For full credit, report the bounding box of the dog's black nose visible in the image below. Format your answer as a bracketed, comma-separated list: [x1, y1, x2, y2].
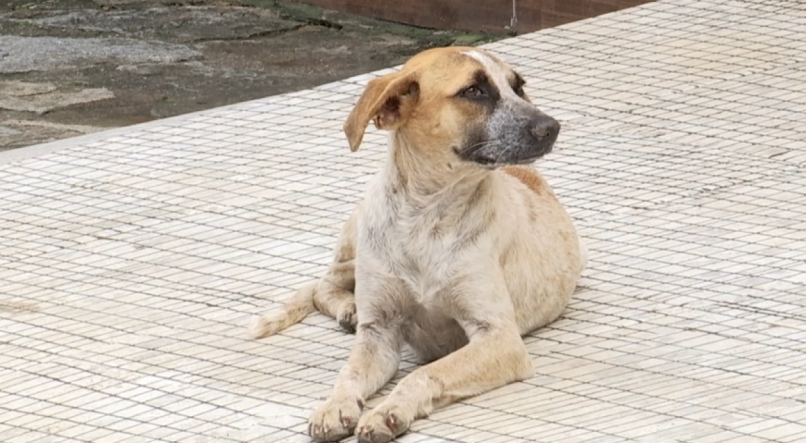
[531, 116, 560, 143]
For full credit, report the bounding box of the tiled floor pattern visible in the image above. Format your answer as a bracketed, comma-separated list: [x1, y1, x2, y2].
[2, 0, 806, 442]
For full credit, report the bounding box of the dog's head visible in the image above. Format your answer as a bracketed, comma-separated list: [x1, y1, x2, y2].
[344, 47, 560, 168]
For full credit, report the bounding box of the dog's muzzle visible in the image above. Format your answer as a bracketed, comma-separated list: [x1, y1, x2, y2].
[458, 108, 561, 167]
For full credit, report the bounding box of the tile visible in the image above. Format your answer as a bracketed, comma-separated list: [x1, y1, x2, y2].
[2, 0, 806, 441]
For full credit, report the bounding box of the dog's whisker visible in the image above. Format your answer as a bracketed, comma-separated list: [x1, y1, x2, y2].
[462, 139, 505, 161]
[464, 143, 493, 156]
[490, 141, 519, 166]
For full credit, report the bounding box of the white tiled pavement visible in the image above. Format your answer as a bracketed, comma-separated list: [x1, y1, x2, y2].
[2, 0, 806, 442]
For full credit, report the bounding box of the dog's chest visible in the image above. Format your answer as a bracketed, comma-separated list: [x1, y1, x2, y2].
[368, 209, 462, 302]
[395, 230, 456, 301]
[361, 174, 497, 304]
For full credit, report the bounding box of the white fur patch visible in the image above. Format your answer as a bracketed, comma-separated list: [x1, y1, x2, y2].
[460, 50, 519, 101]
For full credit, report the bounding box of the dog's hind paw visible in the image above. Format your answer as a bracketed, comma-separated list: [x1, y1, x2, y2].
[337, 302, 358, 334]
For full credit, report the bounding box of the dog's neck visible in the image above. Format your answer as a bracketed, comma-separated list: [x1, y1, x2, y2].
[382, 131, 490, 211]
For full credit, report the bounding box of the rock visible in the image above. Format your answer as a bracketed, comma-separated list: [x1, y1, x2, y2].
[12, 6, 301, 43]
[115, 64, 162, 76]
[0, 81, 58, 97]
[3, 119, 106, 134]
[0, 119, 107, 152]
[0, 81, 115, 114]
[0, 36, 202, 74]
[0, 125, 22, 137]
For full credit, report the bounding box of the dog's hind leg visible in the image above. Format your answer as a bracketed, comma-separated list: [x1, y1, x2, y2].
[249, 206, 360, 339]
[313, 207, 359, 333]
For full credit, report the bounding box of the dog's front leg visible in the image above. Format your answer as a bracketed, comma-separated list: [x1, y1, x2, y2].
[354, 327, 530, 443]
[309, 317, 403, 442]
[356, 275, 532, 443]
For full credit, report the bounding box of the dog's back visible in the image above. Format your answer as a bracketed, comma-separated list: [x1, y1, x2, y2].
[501, 165, 588, 277]
[501, 165, 553, 197]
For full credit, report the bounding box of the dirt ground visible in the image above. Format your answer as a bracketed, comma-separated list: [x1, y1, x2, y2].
[0, 0, 496, 151]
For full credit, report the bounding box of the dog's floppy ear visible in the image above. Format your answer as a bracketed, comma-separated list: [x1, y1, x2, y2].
[343, 72, 419, 152]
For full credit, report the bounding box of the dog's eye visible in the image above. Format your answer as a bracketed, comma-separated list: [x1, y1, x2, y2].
[461, 85, 485, 99]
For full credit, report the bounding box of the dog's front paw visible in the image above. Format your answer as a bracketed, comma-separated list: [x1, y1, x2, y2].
[309, 396, 363, 442]
[337, 302, 358, 333]
[355, 404, 412, 443]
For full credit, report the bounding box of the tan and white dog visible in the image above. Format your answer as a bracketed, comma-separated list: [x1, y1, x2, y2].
[251, 46, 586, 443]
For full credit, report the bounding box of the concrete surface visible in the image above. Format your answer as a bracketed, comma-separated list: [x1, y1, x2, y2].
[2, 0, 806, 442]
[0, 0, 493, 151]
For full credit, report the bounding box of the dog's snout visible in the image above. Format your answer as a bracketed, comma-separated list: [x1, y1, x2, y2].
[531, 116, 560, 141]
[462, 103, 562, 167]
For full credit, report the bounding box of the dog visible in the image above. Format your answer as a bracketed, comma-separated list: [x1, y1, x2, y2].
[250, 46, 586, 443]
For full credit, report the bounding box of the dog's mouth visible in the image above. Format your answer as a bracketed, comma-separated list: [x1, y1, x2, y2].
[454, 145, 553, 169]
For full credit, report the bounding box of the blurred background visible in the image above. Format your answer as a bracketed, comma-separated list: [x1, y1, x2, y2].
[0, 0, 651, 151]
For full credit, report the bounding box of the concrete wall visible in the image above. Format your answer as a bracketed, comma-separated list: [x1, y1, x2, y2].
[289, 0, 655, 34]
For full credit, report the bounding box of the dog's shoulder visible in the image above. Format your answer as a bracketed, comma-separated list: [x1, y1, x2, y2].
[500, 166, 552, 198]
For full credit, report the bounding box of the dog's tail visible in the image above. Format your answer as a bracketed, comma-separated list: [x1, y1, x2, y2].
[578, 239, 589, 273]
[249, 281, 317, 339]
